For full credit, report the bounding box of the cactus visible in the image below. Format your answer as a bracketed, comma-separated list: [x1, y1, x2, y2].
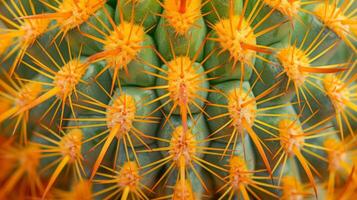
[0, 0, 356, 199]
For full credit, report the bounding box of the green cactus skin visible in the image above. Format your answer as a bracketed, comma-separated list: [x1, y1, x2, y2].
[67, 114, 120, 176]
[162, 166, 214, 199]
[251, 105, 300, 198]
[115, 0, 162, 31]
[331, 81, 357, 139]
[109, 34, 160, 87]
[28, 74, 70, 131]
[115, 145, 162, 196]
[297, 123, 345, 184]
[252, 159, 302, 199]
[206, 80, 255, 141]
[156, 114, 213, 199]
[292, 12, 341, 66]
[157, 114, 210, 159]
[204, 30, 254, 84]
[67, 5, 115, 56]
[0, 0, 46, 24]
[108, 87, 162, 146]
[253, 105, 297, 166]
[291, 79, 335, 126]
[30, 127, 82, 190]
[1, 29, 66, 79]
[250, 42, 295, 106]
[204, 136, 255, 189]
[246, 0, 291, 46]
[202, 0, 242, 24]
[72, 60, 112, 116]
[155, 5, 207, 61]
[91, 145, 162, 199]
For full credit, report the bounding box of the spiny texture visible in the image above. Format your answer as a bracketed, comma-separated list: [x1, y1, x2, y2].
[0, 0, 356, 199]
